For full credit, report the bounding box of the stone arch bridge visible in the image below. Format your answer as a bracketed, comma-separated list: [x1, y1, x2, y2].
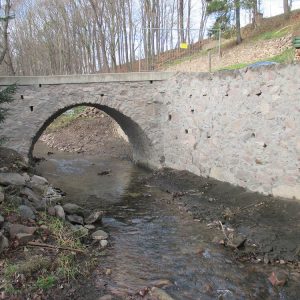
[1, 65, 299, 200]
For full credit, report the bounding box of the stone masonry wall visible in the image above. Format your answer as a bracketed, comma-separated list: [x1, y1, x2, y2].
[1, 64, 300, 200]
[1, 81, 166, 169]
[162, 64, 300, 200]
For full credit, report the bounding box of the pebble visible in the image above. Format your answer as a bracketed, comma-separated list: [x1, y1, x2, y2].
[98, 296, 112, 300]
[54, 205, 65, 220]
[91, 230, 108, 240]
[100, 240, 108, 248]
[84, 224, 96, 230]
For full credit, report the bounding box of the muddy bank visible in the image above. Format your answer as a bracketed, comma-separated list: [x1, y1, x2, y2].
[145, 169, 300, 264]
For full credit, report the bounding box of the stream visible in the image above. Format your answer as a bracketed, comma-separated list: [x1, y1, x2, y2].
[33, 142, 298, 300]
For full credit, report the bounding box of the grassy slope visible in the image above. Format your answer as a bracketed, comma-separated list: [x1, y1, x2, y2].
[162, 10, 300, 71]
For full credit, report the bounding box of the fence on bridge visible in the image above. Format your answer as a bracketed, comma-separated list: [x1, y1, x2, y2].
[137, 28, 221, 72]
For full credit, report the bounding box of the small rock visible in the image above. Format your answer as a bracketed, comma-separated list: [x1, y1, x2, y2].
[91, 230, 108, 240]
[30, 175, 48, 186]
[105, 269, 112, 275]
[63, 203, 84, 216]
[54, 205, 65, 220]
[268, 271, 288, 287]
[19, 205, 36, 220]
[150, 279, 173, 288]
[67, 214, 84, 225]
[9, 224, 37, 239]
[0, 173, 27, 186]
[98, 296, 112, 300]
[150, 287, 175, 300]
[85, 211, 103, 224]
[100, 240, 108, 248]
[263, 254, 270, 265]
[0, 233, 9, 254]
[16, 233, 34, 245]
[84, 224, 96, 230]
[48, 207, 56, 216]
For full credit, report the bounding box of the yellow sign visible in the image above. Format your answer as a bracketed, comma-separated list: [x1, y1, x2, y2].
[180, 43, 188, 49]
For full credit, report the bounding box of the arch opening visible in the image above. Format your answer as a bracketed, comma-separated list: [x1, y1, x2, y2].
[29, 103, 153, 167]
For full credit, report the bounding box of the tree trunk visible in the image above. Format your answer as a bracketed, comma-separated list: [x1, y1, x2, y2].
[0, 0, 11, 65]
[283, 0, 290, 19]
[235, 0, 242, 44]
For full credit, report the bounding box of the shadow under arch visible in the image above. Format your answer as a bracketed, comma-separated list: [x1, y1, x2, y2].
[29, 103, 153, 167]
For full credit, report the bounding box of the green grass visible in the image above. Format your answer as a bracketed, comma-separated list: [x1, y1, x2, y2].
[254, 26, 291, 41]
[35, 275, 57, 290]
[218, 47, 294, 71]
[267, 47, 294, 63]
[46, 106, 86, 132]
[218, 62, 249, 71]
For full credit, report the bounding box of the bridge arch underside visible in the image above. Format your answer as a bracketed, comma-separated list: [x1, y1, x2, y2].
[29, 103, 154, 167]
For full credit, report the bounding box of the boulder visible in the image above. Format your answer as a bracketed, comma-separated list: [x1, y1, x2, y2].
[20, 187, 41, 206]
[91, 230, 108, 240]
[9, 224, 37, 239]
[19, 205, 36, 220]
[54, 205, 65, 220]
[85, 211, 103, 224]
[63, 203, 85, 216]
[0, 173, 27, 186]
[0, 233, 9, 254]
[67, 214, 84, 225]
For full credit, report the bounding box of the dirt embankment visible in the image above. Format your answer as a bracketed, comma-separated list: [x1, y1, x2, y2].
[39, 108, 132, 160]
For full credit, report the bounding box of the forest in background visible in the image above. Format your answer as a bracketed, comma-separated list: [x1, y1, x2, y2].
[0, 0, 295, 75]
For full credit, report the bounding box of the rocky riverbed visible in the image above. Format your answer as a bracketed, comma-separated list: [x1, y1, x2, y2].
[0, 147, 110, 299]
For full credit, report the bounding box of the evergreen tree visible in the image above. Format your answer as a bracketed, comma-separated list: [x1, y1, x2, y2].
[207, 0, 255, 44]
[0, 84, 16, 126]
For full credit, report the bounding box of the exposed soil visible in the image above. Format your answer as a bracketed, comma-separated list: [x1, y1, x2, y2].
[40, 108, 132, 160]
[145, 169, 300, 265]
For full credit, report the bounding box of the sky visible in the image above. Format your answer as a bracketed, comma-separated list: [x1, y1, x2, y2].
[190, 0, 300, 28]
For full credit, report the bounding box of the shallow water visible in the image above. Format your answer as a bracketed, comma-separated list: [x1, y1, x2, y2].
[33, 142, 297, 300]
